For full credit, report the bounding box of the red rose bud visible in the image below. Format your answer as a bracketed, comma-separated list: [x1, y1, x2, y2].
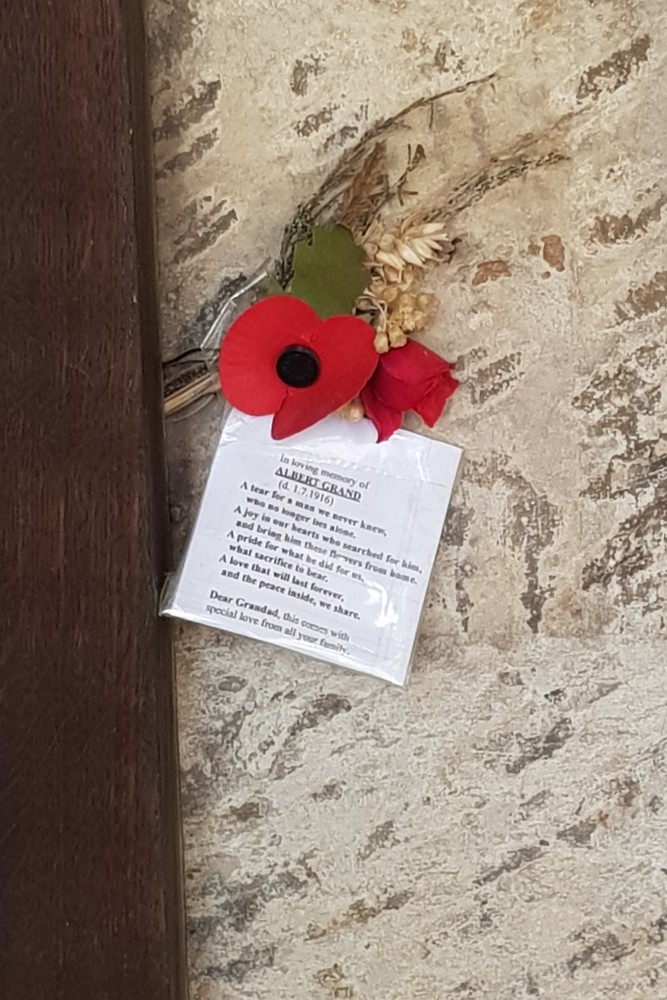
[360, 340, 458, 442]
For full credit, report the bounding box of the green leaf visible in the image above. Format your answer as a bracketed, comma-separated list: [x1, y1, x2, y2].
[262, 275, 284, 297]
[287, 224, 369, 319]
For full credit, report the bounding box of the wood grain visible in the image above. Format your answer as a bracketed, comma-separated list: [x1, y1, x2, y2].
[0, 2, 187, 998]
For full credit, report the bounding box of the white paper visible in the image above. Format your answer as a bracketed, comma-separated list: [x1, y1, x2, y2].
[162, 411, 462, 685]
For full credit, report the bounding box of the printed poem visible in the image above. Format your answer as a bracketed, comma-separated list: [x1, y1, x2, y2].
[164, 412, 462, 683]
[205, 453, 424, 657]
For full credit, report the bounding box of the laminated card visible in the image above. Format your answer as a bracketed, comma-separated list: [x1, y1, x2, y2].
[162, 410, 462, 685]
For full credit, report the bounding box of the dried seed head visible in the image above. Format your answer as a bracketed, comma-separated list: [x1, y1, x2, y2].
[392, 290, 437, 333]
[356, 215, 452, 353]
[362, 216, 453, 287]
[373, 330, 391, 353]
[386, 321, 409, 348]
[337, 398, 366, 422]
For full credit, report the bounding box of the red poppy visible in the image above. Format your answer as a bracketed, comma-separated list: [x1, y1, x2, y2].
[218, 295, 378, 439]
[360, 340, 458, 442]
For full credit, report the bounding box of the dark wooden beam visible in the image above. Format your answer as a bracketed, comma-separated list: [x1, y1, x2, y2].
[0, 2, 187, 998]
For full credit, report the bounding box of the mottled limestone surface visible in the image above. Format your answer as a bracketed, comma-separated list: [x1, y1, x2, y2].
[147, 1, 667, 997]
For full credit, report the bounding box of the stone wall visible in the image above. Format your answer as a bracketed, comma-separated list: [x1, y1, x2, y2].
[148, 2, 667, 996]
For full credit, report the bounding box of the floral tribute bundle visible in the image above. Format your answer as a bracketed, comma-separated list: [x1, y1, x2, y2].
[160, 111, 473, 684]
[219, 136, 459, 442]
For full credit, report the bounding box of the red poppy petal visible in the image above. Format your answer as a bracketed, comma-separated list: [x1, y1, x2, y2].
[360, 384, 402, 442]
[412, 370, 459, 426]
[271, 315, 378, 439]
[271, 389, 317, 439]
[313, 314, 378, 409]
[218, 296, 319, 415]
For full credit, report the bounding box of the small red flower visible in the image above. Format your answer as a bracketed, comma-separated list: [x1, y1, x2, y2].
[219, 295, 378, 439]
[360, 340, 458, 442]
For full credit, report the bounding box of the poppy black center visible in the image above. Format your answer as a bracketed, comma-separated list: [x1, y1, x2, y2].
[276, 345, 320, 388]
